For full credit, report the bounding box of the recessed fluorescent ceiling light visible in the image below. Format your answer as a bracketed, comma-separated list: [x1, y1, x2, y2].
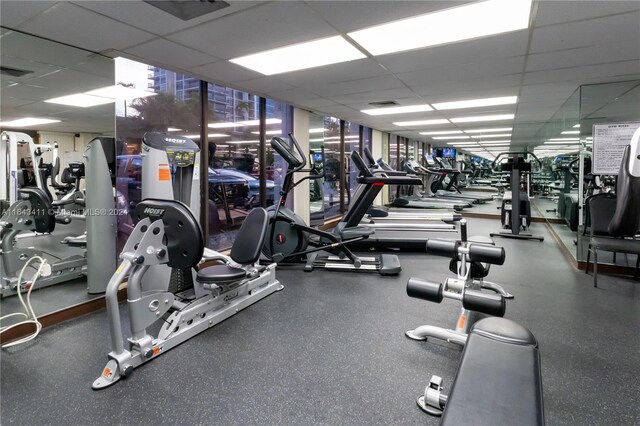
[473, 133, 512, 139]
[309, 128, 324, 133]
[450, 114, 514, 123]
[251, 130, 282, 135]
[228, 140, 260, 144]
[393, 118, 449, 126]
[549, 138, 579, 141]
[561, 130, 580, 134]
[544, 141, 580, 145]
[573, 124, 580, 128]
[0, 117, 61, 127]
[464, 127, 512, 133]
[432, 135, 471, 140]
[209, 118, 281, 128]
[45, 93, 115, 107]
[419, 130, 463, 135]
[447, 142, 477, 145]
[167, 127, 182, 132]
[480, 142, 511, 146]
[361, 104, 432, 115]
[432, 96, 517, 111]
[347, 0, 531, 56]
[229, 36, 366, 76]
[87, 85, 156, 100]
[479, 140, 511, 144]
[181, 133, 229, 139]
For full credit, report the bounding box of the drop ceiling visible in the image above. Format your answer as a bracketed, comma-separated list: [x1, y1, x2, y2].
[1, 0, 639, 145]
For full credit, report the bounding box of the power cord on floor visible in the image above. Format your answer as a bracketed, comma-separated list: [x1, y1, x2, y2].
[0, 256, 51, 348]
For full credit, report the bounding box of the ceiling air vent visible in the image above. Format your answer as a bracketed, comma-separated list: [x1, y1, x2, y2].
[368, 101, 399, 107]
[1, 66, 33, 77]
[144, 0, 230, 21]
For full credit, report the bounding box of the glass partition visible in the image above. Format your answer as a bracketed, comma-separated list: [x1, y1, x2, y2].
[344, 121, 360, 209]
[323, 116, 341, 218]
[309, 113, 325, 226]
[0, 30, 115, 316]
[115, 59, 201, 247]
[206, 85, 259, 249]
[574, 80, 640, 263]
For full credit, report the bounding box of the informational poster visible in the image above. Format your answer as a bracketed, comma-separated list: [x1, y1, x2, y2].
[592, 122, 640, 174]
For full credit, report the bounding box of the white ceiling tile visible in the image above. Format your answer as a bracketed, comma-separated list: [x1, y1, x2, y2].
[0, 1, 57, 27]
[530, 11, 640, 53]
[377, 31, 529, 74]
[168, 2, 337, 60]
[189, 60, 263, 85]
[232, 78, 293, 96]
[328, 88, 417, 106]
[412, 74, 523, 98]
[275, 59, 390, 87]
[526, 38, 640, 72]
[30, 69, 114, 97]
[296, 98, 339, 109]
[125, 39, 219, 70]
[308, 1, 471, 33]
[397, 56, 525, 87]
[320, 75, 406, 97]
[0, 29, 98, 69]
[71, 1, 262, 36]
[18, 2, 156, 52]
[524, 60, 640, 85]
[268, 88, 322, 104]
[535, 1, 640, 27]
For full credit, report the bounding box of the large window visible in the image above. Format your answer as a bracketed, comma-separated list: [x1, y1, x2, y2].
[265, 98, 293, 210]
[344, 121, 360, 209]
[206, 87, 261, 249]
[309, 113, 325, 226]
[323, 116, 342, 218]
[115, 58, 201, 250]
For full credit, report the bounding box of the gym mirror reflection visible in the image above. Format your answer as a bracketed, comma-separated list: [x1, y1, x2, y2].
[532, 80, 640, 266]
[1, 29, 115, 322]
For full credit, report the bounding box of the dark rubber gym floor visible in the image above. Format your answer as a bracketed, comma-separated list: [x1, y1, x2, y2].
[2, 218, 639, 425]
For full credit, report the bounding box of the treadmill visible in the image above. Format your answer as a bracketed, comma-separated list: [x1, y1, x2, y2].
[336, 151, 460, 251]
[427, 155, 494, 203]
[403, 158, 477, 207]
[361, 147, 467, 218]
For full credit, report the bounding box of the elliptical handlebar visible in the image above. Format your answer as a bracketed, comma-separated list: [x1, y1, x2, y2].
[271, 133, 307, 173]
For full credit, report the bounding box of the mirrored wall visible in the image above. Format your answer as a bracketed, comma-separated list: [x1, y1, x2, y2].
[0, 29, 115, 316]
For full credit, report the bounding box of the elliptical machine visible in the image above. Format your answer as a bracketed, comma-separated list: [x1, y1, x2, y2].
[490, 151, 544, 242]
[263, 134, 401, 275]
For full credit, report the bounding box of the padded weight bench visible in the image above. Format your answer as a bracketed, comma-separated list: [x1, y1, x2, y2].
[418, 317, 544, 426]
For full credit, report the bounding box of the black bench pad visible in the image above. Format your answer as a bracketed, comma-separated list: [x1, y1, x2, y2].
[441, 317, 544, 426]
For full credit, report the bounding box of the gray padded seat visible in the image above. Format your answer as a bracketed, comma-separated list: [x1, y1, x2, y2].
[441, 317, 544, 426]
[197, 264, 246, 283]
[196, 207, 269, 285]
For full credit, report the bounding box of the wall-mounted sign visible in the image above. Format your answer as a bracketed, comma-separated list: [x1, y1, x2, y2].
[592, 122, 640, 174]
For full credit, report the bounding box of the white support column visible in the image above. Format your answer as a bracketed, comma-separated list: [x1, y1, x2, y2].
[372, 129, 384, 205]
[292, 108, 310, 224]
